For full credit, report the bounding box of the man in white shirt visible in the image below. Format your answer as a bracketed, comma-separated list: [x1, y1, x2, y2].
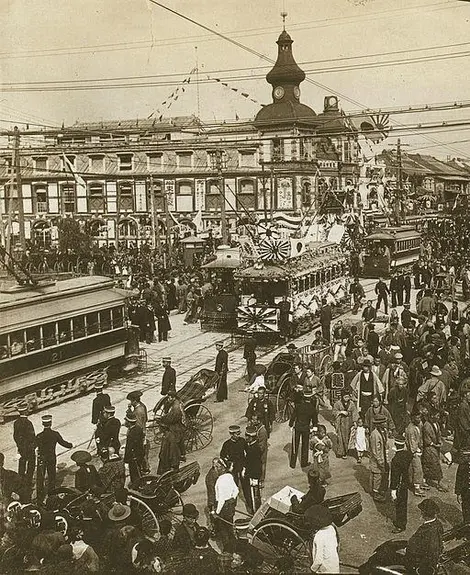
[212, 459, 239, 551]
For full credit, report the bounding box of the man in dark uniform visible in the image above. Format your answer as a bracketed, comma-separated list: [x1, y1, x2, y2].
[241, 426, 262, 515]
[278, 296, 291, 340]
[455, 449, 470, 524]
[96, 405, 121, 454]
[390, 435, 413, 533]
[220, 425, 246, 486]
[91, 383, 111, 426]
[289, 389, 318, 469]
[161, 357, 176, 396]
[245, 386, 275, 436]
[375, 277, 390, 314]
[215, 341, 229, 402]
[396, 272, 405, 307]
[319, 298, 332, 343]
[36, 415, 73, 503]
[123, 412, 145, 487]
[13, 403, 36, 486]
[405, 499, 444, 574]
[71, 450, 102, 493]
[404, 272, 412, 305]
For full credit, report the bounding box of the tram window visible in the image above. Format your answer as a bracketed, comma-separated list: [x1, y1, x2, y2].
[305, 276, 310, 291]
[299, 278, 305, 293]
[58, 319, 72, 343]
[43, 323, 57, 347]
[26, 327, 41, 352]
[73, 316, 86, 339]
[325, 269, 331, 283]
[100, 309, 112, 331]
[0, 335, 8, 359]
[86, 312, 99, 335]
[112, 307, 124, 328]
[10, 331, 25, 356]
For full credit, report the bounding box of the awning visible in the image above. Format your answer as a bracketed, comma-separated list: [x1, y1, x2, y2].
[436, 175, 470, 182]
[0, 289, 125, 334]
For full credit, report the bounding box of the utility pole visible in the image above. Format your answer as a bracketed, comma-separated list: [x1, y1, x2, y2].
[13, 126, 26, 251]
[396, 138, 403, 225]
[269, 166, 275, 223]
[261, 162, 268, 223]
[163, 183, 172, 265]
[149, 176, 156, 251]
[215, 150, 228, 245]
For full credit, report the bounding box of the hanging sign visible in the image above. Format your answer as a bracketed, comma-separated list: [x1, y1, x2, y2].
[164, 180, 176, 211]
[195, 179, 206, 211]
[277, 177, 293, 210]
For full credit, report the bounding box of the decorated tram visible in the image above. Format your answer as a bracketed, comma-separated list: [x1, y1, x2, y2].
[235, 241, 349, 337]
[200, 246, 240, 332]
[362, 226, 421, 278]
[0, 276, 130, 419]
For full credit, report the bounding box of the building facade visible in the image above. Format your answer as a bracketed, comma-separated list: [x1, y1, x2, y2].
[0, 29, 359, 250]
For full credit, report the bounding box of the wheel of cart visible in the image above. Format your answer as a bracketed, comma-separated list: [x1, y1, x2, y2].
[128, 461, 201, 532]
[149, 369, 217, 452]
[250, 519, 311, 573]
[276, 373, 296, 423]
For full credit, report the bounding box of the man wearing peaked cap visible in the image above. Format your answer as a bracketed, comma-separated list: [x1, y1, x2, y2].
[241, 426, 262, 514]
[13, 402, 36, 486]
[91, 382, 111, 426]
[390, 434, 413, 533]
[215, 341, 229, 402]
[96, 405, 121, 455]
[405, 498, 443, 574]
[220, 425, 246, 486]
[161, 357, 176, 397]
[35, 415, 73, 503]
[123, 411, 145, 487]
[289, 384, 318, 469]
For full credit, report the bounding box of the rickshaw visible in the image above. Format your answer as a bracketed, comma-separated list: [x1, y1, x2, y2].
[147, 368, 218, 452]
[264, 345, 333, 422]
[247, 485, 362, 573]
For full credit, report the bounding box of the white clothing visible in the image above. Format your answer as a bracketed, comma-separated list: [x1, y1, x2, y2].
[215, 472, 239, 514]
[355, 425, 367, 452]
[247, 375, 265, 393]
[310, 525, 340, 573]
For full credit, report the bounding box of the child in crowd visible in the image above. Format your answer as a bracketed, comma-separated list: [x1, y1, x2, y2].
[310, 424, 332, 486]
[348, 416, 369, 463]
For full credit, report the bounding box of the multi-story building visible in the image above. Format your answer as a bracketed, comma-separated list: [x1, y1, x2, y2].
[0, 28, 359, 250]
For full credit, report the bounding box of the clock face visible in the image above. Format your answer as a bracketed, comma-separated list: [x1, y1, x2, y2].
[274, 86, 285, 100]
[293, 87, 300, 99]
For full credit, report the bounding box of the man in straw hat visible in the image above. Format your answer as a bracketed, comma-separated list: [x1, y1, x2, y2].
[13, 403, 36, 485]
[214, 341, 229, 402]
[123, 412, 145, 487]
[417, 365, 447, 410]
[390, 434, 413, 533]
[36, 415, 73, 502]
[405, 498, 443, 575]
[369, 413, 389, 502]
[289, 388, 318, 469]
[71, 450, 101, 494]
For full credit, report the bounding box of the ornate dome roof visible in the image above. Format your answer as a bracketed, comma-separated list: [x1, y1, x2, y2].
[266, 30, 306, 88]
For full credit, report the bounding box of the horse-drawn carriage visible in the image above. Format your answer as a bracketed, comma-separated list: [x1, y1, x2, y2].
[264, 345, 333, 422]
[147, 368, 218, 452]
[0, 462, 201, 570]
[247, 486, 362, 573]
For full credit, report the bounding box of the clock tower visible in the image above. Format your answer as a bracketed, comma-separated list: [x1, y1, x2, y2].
[254, 29, 316, 129]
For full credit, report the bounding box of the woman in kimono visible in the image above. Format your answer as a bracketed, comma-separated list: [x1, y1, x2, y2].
[332, 390, 358, 459]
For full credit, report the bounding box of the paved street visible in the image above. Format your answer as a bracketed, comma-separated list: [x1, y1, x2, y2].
[0, 279, 466, 572]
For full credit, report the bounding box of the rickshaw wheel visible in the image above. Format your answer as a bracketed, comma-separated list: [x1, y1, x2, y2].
[128, 495, 161, 541]
[276, 374, 295, 423]
[183, 403, 213, 453]
[251, 520, 311, 573]
[152, 487, 184, 531]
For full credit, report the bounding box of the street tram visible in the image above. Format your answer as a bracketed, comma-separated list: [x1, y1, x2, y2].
[234, 242, 349, 338]
[362, 226, 421, 278]
[200, 246, 240, 332]
[0, 276, 129, 419]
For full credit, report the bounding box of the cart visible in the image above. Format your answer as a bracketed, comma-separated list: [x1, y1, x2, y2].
[148, 368, 218, 452]
[264, 345, 332, 422]
[359, 523, 470, 574]
[247, 486, 362, 573]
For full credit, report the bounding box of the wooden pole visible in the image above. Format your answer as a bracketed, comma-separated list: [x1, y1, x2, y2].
[13, 127, 26, 251]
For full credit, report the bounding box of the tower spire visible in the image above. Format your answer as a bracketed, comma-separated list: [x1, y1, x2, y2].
[281, 10, 288, 30]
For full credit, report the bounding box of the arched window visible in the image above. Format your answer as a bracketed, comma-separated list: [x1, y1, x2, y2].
[118, 219, 138, 238]
[32, 220, 52, 249]
[176, 180, 193, 212]
[237, 179, 255, 210]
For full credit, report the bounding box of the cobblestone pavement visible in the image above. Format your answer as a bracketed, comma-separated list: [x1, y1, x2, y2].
[1, 279, 468, 572]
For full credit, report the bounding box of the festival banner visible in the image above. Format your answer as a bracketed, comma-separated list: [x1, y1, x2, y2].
[195, 179, 206, 211]
[164, 180, 176, 211]
[277, 177, 294, 210]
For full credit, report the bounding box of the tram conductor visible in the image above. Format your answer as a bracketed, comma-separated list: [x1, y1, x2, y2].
[91, 383, 111, 425]
[36, 415, 73, 503]
[13, 403, 36, 485]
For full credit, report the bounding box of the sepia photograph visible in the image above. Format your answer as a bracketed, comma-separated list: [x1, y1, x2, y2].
[1, 0, 470, 572]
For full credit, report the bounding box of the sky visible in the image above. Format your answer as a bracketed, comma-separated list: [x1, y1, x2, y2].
[1, 0, 470, 158]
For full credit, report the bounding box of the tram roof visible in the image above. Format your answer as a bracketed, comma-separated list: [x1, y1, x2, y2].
[0, 276, 126, 333]
[366, 227, 420, 241]
[235, 247, 345, 280]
